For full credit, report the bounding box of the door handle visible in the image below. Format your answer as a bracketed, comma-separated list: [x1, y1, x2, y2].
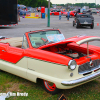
[2, 50, 6, 52]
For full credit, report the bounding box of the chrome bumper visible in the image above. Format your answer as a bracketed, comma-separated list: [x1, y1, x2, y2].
[61, 71, 100, 86]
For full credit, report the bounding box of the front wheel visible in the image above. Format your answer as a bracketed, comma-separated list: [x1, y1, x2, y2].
[73, 21, 75, 27]
[42, 80, 61, 94]
[70, 15, 72, 18]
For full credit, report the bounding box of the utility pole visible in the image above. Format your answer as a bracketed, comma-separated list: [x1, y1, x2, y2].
[47, 0, 50, 27]
[95, 0, 96, 8]
[66, 3, 68, 11]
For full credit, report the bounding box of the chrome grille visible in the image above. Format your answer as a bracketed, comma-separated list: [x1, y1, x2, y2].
[78, 59, 100, 74]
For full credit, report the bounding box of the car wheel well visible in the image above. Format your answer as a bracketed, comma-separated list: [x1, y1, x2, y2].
[36, 78, 61, 94]
[36, 78, 42, 83]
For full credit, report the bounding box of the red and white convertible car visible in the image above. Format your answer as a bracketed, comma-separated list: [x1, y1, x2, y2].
[0, 29, 100, 94]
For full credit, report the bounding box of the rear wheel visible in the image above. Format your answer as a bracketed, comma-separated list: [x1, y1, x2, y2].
[42, 80, 60, 94]
[90, 22, 94, 29]
[73, 21, 75, 27]
[76, 20, 80, 28]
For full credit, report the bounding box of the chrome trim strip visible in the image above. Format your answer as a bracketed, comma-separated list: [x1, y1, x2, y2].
[78, 59, 100, 75]
[61, 71, 100, 86]
[80, 23, 91, 24]
[79, 65, 100, 75]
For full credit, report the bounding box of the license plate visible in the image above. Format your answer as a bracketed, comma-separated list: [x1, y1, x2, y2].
[84, 22, 88, 24]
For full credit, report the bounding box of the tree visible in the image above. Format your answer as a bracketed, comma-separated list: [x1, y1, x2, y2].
[18, 0, 52, 7]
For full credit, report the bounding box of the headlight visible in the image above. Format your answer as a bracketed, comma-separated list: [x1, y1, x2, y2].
[68, 60, 77, 70]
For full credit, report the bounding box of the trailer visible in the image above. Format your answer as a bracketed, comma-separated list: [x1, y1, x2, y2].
[0, 0, 18, 26]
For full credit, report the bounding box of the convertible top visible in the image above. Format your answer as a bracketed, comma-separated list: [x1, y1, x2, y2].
[0, 37, 23, 47]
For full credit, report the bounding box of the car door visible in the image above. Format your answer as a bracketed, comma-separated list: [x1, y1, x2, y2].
[0, 43, 9, 60]
[0, 44, 27, 79]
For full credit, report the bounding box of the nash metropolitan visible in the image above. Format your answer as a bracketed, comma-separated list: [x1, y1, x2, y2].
[0, 29, 100, 94]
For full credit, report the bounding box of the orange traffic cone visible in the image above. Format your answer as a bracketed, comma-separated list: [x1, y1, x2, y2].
[97, 23, 99, 26]
[36, 13, 39, 17]
[26, 13, 30, 16]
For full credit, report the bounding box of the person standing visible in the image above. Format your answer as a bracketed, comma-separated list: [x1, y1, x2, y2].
[74, 11, 77, 17]
[67, 11, 70, 21]
[59, 12, 61, 20]
[18, 7, 20, 22]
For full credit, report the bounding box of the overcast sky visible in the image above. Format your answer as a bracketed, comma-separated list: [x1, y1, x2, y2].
[50, 0, 100, 5]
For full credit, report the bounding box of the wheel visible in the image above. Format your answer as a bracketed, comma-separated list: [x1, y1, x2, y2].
[76, 23, 78, 28]
[73, 21, 75, 27]
[90, 22, 94, 29]
[52, 13, 54, 15]
[76, 20, 80, 28]
[70, 15, 72, 18]
[90, 25, 94, 29]
[42, 80, 61, 94]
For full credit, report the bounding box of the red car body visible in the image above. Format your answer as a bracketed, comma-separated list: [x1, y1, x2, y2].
[63, 11, 83, 17]
[50, 10, 63, 15]
[0, 29, 100, 94]
[70, 11, 76, 16]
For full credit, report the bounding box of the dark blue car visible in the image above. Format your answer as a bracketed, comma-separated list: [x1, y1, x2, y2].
[19, 10, 29, 15]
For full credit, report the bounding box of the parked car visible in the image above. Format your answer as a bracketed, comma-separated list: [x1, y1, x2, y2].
[0, 29, 100, 94]
[70, 11, 76, 17]
[96, 10, 99, 13]
[82, 10, 92, 15]
[73, 14, 94, 29]
[19, 9, 29, 15]
[64, 11, 76, 17]
[62, 11, 67, 16]
[65, 11, 82, 17]
[90, 8, 97, 14]
[50, 10, 63, 15]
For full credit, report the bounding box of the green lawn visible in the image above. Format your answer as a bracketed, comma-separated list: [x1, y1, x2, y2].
[0, 71, 100, 100]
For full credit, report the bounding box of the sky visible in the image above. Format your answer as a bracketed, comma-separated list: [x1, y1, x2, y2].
[50, 0, 100, 5]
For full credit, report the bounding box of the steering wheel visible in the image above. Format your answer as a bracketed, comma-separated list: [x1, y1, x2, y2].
[41, 37, 55, 45]
[41, 38, 48, 43]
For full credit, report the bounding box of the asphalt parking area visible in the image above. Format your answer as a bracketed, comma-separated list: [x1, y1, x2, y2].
[0, 14, 100, 40]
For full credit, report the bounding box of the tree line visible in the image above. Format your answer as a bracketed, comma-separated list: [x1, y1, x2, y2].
[18, 0, 52, 7]
[18, 0, 100, 8]
[57, 3, 100, 8]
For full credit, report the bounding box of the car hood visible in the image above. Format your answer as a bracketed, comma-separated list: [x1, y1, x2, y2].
[38, 36, 100, 49]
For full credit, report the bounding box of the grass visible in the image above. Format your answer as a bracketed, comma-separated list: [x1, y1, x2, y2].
[0, 71, 100, 100]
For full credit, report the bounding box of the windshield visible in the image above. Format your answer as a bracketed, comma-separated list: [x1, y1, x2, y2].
[77, 14, 90, 18]
[28, 30, 65, 48]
